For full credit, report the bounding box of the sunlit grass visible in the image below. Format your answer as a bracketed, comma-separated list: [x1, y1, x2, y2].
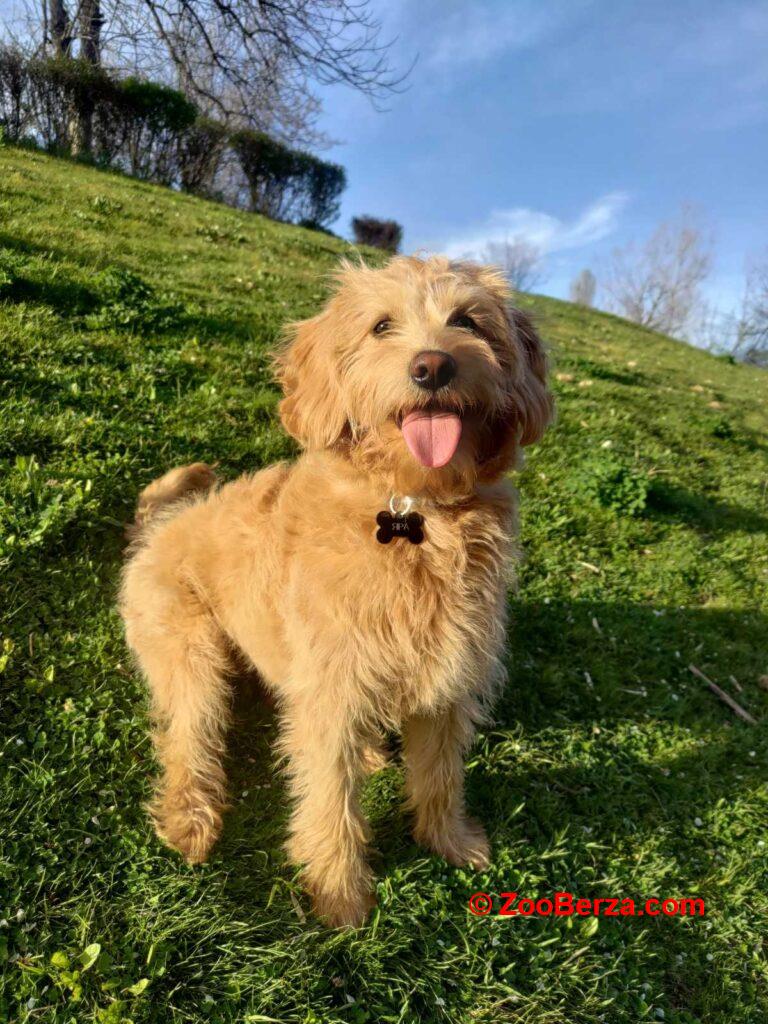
[1, 145, 767, 1024]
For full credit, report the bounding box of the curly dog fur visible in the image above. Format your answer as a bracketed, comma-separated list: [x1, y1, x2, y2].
[119, 255, 552, 927]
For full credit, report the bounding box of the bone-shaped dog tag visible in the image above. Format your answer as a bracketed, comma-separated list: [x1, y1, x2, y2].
[375, 510, 424, 545]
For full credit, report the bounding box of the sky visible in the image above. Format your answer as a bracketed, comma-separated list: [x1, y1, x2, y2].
[2, 0, 765, 317]
[315, 0, 768, 315]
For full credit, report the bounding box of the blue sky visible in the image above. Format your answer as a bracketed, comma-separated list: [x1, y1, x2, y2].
[316, 0, 768, 314]
[2, 0, 764, 314]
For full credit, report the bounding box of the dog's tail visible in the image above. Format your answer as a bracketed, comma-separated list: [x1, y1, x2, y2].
[126, 462, 218, 543]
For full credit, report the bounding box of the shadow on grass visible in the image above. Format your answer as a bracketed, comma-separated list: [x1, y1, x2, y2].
[646, 481, 768, 534]
[3, 277, 95, 314]
[0, 232, 102, 315]
[568, 356, 651, 389]
[212, 599, 767, 909]
[125, 598, 767, 1019]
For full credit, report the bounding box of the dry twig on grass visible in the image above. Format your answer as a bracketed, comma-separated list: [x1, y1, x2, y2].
[689, 664, 757, 725]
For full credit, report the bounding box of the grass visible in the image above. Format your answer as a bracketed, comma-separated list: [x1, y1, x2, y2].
[0, 144, 767, 1024]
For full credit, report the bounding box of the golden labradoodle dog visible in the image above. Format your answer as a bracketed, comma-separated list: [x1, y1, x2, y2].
[120, 255, 552, 927]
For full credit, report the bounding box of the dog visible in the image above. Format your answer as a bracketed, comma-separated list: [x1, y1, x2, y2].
[120, 255, 553, 927]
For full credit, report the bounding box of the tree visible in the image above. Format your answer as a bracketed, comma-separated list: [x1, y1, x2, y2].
[351, 215, 402, 253]
[570, 268, 596, 307]
[482, 237, 544, 293]
[67, 0, 105, 155]
[604, 208, 712, 338]
[731, 253, 768, 366]
[46, 0, 72, 58]
[79, 0, 103, 65]
[16, 0, 407, 147]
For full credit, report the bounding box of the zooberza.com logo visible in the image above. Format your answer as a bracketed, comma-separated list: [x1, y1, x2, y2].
[468, 891, 705, 918]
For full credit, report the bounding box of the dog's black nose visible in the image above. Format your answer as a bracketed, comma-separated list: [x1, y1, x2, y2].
[409, 350, 457, 391]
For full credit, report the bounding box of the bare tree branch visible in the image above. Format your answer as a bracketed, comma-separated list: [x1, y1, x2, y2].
[482, 237, 545, 293]
[8, 0, 409, 145]
[604, 207, 712, 338]
[732, 251, 768, 365]
[570, 268, 596, 307]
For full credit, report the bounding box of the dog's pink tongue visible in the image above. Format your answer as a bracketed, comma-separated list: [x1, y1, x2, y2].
[401, 411, 462, 468]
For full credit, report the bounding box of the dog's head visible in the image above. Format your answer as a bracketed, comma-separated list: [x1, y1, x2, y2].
[276, 256, 553, 494]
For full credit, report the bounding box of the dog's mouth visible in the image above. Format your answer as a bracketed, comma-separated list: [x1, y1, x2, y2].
[399, 407, 463, 468]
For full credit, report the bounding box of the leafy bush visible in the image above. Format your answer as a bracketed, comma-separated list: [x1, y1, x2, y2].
[352, 215, 403, 252]
[571, 451, 650, 515]
[178, 116, 228, 196]
[231, 129, 345, 227]
[6, 54, 197, 180]
[27, 57, 124, 158]
[293, 151, 346, 229]
[0, 45, 33, 143]
[117, 78, 197, 183]
[0, 50, 347, 225]
[230, 129, 298, 219]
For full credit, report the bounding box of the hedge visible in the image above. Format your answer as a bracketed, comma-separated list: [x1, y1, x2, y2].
[0, 46, 345, 225]
[351, 215, 403, 253]
[230, 129, 346, 229]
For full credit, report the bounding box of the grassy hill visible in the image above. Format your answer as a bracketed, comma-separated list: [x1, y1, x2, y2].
[1, 144, 767, 1024]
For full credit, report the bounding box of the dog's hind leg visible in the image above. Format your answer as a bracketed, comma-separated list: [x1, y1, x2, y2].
[403, 701, 490, 871]
[124, 580, 232, 864]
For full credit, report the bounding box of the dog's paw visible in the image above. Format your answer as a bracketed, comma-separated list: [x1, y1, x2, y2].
[417, 816, 491, 871]
[311, 885, 377, 929]
[151, 794, 222, 865]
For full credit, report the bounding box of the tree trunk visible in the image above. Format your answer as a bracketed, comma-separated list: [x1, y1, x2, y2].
[48, 0, 72, 57]
[80, 0, 103, 65]
[73, 0, 103, 157]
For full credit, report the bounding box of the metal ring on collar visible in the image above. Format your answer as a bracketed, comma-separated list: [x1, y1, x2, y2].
[389, 494, 414, 516]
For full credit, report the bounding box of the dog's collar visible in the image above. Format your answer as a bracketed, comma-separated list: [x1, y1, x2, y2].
[376, 494, 424, 545]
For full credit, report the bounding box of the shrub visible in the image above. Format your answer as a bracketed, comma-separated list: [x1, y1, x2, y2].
[0, 52, 347, 227]
[178, 117, 229, 196]
[572, 452, 650, 516]
[293, 152, 346, 229]
[26, 57, 75, 153]
[27, 57, 122, 158]
[9, 57, 198, 176]
[231, 130, 345, 227]
[230, 129, 297, 219]
[117, 78, 197, 183]
[351, 215, 402, 253]
[0, 45, 33, 143]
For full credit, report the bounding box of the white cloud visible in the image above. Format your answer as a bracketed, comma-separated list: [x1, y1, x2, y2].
[442, 191, 629, 259]
[423, 0, 593, 70]
[426, 6, 554, 69]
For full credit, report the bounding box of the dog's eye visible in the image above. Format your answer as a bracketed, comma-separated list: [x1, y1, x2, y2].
[373, 318, 392, 336]
[449, 313, 478, 333]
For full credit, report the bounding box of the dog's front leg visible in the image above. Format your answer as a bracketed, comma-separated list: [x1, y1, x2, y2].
[280, 694, 375, 928]
[403, 701, 490, 870]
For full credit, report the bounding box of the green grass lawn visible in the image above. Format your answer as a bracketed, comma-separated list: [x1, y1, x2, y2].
[1, 144, 767, 1024]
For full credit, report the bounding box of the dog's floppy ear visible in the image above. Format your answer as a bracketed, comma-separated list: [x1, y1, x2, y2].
[456, 262, 552, 446]
[508, 307, 553, 447]
[275, 310, 348, 449]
